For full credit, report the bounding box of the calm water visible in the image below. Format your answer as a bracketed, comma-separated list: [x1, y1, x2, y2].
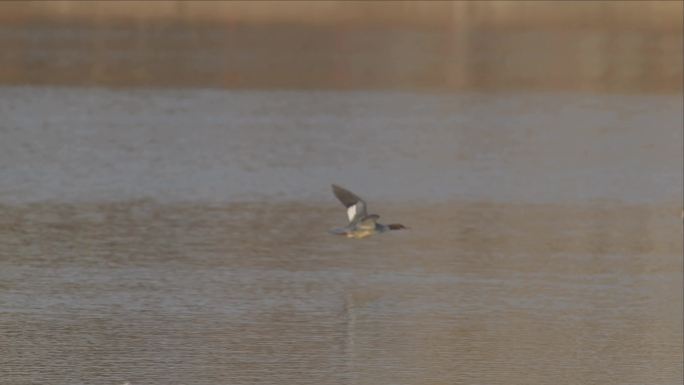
[0, 87, 682, 384]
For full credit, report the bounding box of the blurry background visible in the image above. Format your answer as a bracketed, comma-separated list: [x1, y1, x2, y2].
[0, 2, 682, 385]
[0, 0, 681, 92]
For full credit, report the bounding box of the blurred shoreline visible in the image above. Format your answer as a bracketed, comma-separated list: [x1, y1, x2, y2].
[1, 23, 681, 93]
[0, 1, 681, 31]
[0, 1, 682, 93]
[0, 1, 684, 94]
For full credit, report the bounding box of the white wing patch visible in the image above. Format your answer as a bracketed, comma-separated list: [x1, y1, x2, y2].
[347, 204, 357, 222]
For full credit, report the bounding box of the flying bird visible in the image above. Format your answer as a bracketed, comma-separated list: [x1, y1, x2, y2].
[329, 184, 406, 239]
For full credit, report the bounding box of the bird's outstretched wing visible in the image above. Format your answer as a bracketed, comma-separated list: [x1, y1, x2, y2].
[332, 184, 368, 223]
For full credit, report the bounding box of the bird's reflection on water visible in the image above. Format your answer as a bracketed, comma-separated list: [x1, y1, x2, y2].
[0, 200, 680, 384]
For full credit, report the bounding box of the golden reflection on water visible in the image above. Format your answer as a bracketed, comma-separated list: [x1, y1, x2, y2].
[0, 201, 681, 384]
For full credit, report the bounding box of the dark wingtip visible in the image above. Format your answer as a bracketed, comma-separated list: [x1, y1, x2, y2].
[388, 223, 407, 230]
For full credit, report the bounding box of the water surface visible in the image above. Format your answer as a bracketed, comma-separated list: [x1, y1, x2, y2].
[0, 87, 682, 384]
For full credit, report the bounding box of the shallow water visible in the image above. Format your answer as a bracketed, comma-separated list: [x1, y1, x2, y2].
[0, 87, 682, 384]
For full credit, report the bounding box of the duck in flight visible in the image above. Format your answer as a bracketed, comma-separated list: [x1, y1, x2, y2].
[329, 184, 407, 239]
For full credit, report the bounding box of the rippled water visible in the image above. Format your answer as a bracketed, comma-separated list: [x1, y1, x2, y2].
[1, 87, 682, 384]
